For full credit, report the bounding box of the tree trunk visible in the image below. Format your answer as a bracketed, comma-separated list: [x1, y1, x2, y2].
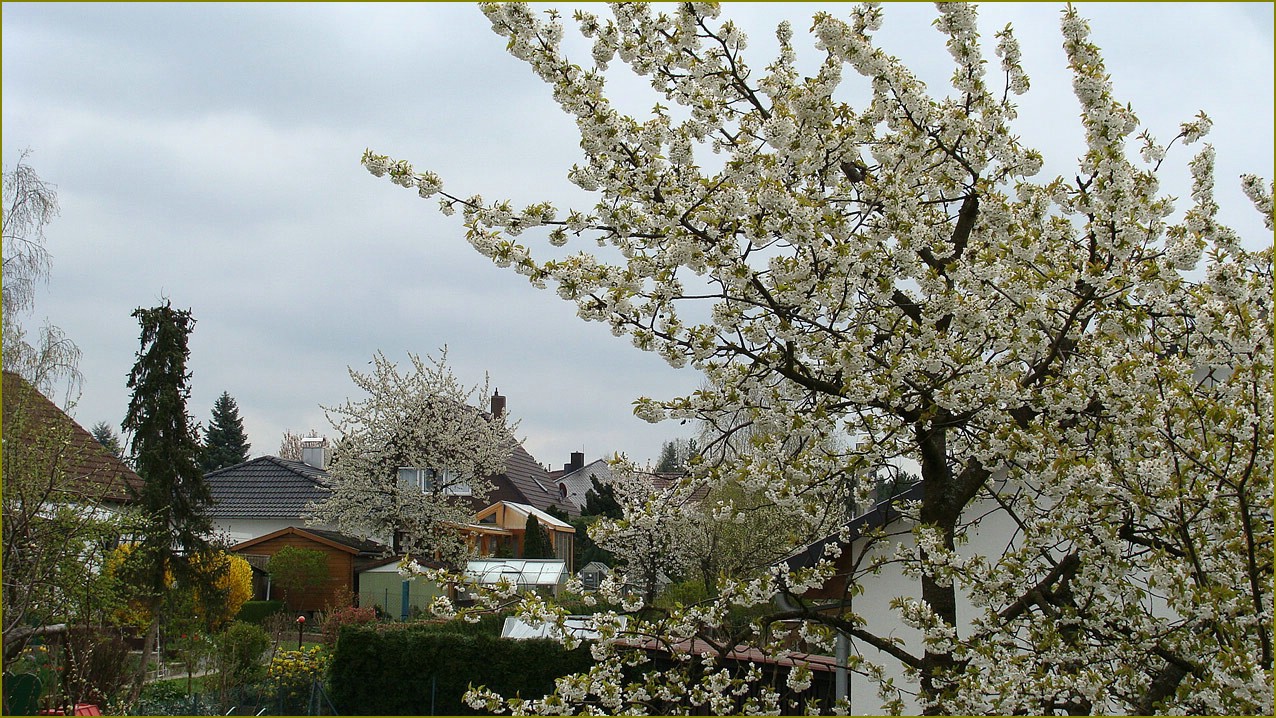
[916, 421, 961, 714]
[128, 617, 160, 704]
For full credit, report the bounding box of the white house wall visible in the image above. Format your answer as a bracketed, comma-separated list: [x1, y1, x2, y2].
[832, 497, 1020, 715]
[826, 494, 1180, 715]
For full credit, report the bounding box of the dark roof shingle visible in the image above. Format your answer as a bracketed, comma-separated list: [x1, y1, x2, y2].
[490, 443, 577, 516]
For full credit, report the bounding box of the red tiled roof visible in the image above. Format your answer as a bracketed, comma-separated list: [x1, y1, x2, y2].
[3, 371, 143, 504]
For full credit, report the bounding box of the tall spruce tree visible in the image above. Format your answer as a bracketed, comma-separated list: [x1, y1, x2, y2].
[121, 301, 218, 699]
[201, 391, 251, 472]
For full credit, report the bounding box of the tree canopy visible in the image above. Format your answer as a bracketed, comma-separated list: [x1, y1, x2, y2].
[367, 3, 1273, 714]
[90, 420, 126, 461]
[310, 349, 516, 563]
[266, 546, 329, 609]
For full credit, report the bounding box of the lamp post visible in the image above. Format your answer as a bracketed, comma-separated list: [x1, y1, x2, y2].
[296, 615, 306, 650]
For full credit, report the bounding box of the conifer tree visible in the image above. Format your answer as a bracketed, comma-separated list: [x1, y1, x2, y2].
[89, 420, 125, 460]
[121, 301, 220, 699]
[201, 391, 251, 472]
[521, 513, 554, 559]
[582, 475, 621, 519]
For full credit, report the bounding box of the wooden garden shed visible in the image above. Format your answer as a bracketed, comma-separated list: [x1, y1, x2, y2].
[231, 526, 387, 612]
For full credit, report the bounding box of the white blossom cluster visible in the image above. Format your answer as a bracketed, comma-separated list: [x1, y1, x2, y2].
[365, 2, 1272, 714]
[308, 349, 516, 564]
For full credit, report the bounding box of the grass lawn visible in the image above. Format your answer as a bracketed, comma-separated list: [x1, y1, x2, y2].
[144, 672, 220, 695]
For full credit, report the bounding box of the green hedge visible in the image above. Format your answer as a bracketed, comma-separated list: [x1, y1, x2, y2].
[329, 624, 594, 715]
[409, 612, 508, 637]
[235, 600, 285, 624]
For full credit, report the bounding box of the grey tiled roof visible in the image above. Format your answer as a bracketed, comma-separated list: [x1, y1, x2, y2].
[554, 459, 614, 509]
[205, 455, 330, 519]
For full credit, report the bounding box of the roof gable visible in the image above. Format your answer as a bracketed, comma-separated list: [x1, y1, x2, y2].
[555, 459, 612, 507]
[779, 482, 924, 572]
[2, 371, 143, 504]
[475, 500, 576, 532]
[229, 525, 386, 555]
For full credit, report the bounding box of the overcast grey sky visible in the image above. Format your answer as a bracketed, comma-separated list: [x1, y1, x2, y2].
[3, 2, 1272, 469]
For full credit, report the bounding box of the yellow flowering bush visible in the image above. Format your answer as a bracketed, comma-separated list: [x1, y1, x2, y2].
[104, 546, 254, 630]
[194, 552, 254, 629]
[268, 646, 330, 701]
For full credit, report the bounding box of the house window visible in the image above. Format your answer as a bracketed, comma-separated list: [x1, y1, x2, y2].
[397, 467, 472, 496]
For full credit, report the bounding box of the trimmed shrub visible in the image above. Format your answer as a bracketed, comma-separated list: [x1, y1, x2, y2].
[411, 612, 508, 637]
[329, 625, 593, 715]
[235, 600, 284, 624]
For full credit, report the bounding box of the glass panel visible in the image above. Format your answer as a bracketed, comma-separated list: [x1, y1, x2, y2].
[397, 467, 418, 487]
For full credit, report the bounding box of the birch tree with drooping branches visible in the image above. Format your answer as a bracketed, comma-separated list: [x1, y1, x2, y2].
[365, 3, 1272, 714]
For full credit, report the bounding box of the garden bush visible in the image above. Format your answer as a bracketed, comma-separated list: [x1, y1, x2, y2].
[410, 611, 508, 637]
[214, 621, 271, 687]
[329, 624, 593, 715]
[235, 599, 284, 624]
[320, 604, 377, 646]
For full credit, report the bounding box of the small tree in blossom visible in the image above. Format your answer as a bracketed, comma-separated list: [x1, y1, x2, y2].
[366, 3, 1272, 714]
[310, 349, 516, 564]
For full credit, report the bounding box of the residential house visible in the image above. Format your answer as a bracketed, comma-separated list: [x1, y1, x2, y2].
[473, 501, 576, 571]
[547, 452, 610, 512]
[229, 526, 386, 612]
[2, 371, 146, 658]
[204, 452, 339, 545]
[772, 482, 1030, 715]
[204, 392, 576, 544]
[2, 370, 143, 510]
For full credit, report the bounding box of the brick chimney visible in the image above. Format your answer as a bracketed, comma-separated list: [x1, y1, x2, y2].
[490, 389, 506, 420]
[565, 451, 585, 473]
